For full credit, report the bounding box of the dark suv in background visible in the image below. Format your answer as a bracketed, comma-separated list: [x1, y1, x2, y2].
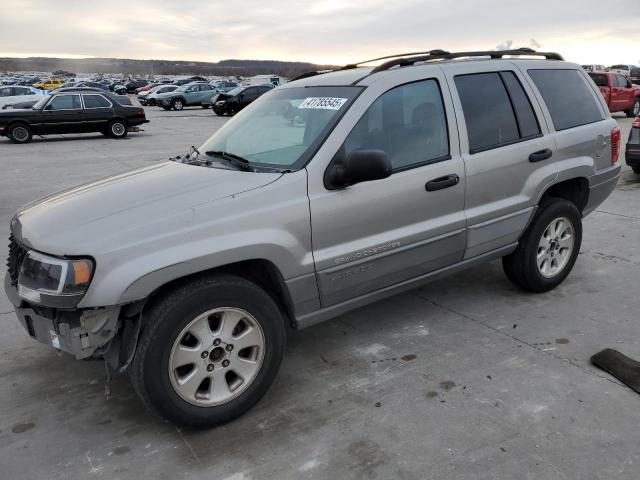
[211, 84, 274, 115]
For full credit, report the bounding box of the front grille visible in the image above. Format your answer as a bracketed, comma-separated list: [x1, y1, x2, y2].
[7, 234, 27, 286]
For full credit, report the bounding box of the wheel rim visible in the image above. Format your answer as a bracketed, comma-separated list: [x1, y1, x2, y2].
[537, 217, 574, 278]
[12, 126, 28, 142]
[634, 100, 640, 116]
[174, 100, 183, 109]
[168, 307, 265, 407]
[111, 122, 125, 136]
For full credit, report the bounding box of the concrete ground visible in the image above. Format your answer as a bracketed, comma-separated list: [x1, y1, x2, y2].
[0, 104, 639, 480]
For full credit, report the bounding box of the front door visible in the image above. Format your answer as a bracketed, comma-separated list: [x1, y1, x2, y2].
[307, 71, 466, 307]
[39, 94, 85, 134]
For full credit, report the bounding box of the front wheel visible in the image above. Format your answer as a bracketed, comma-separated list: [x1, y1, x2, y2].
[7, 123, 33, 144]
[128, 274, 286, 428]
[502, 198, 582, 292]
[171, 98, 184, 111]
[626, 98, 640, 118]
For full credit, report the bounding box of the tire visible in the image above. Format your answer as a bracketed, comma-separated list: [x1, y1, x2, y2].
[213, 107, 223, 116]
[626, 97, 640, 118]
[502, 198, 582, 292]
[108, 119, 128, 139]
[201, 104, 210, 109]
[162, 106, 171, 111]
[148, 99, 156, 106]
[7, 123, 32, 144]
[632, 166, 640, 175]
[171, 98, 184, 111]
[128, 274, 286, 428]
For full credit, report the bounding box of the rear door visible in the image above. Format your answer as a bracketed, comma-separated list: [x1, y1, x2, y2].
[81, 94, 113, 132]
[307, 71, 466, 306]
[444, 63, 558, 258]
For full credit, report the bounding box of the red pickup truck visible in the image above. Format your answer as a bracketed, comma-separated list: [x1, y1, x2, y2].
[588, 72, 640, 117]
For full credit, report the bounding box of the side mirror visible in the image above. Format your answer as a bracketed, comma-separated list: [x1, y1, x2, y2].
[328, 149, 392, 189]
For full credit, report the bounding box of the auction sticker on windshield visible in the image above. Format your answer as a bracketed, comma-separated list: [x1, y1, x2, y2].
[298, 97, 348, 110]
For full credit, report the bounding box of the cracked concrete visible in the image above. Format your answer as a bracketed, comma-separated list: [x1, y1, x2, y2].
[0, 109, 639, 479]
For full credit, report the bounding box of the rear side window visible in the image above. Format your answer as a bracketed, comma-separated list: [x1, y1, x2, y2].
[455, 72, 540, 153]
[528, 69, 604, 131]
[343, 78, 449, 170]
[83, 94, 111, 108]
[589, 74, 609, 87]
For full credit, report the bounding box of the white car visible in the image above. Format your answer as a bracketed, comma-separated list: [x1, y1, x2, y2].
[0, 86, 47, 109]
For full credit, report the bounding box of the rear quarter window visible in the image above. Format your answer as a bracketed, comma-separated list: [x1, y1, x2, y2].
[528, 69, 604, 131]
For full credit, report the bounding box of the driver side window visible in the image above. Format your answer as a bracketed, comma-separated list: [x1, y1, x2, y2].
[342, 79, 449, 171]
[46, 95, 81, 110]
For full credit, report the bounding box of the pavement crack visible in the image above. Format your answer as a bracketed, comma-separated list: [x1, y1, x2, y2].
[411, 290, 624, 388]
[594, 209, 640, 221]
[175, 427, 202, 466]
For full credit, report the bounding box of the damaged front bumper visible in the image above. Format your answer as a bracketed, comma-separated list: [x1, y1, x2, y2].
[4, 275, 120, 359]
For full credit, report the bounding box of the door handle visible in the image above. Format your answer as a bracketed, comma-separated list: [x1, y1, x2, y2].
[426, 174, 459, 192]
[529, 149, 553, 163]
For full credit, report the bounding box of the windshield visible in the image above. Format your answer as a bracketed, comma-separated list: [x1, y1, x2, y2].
[225, 87, 245, 96]
[200, 86, 362, 170]
[32, 96, 50, 109]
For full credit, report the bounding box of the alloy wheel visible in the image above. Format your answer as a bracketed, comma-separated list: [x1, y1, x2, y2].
[537, 217, 574, 278]
[168, 307, 265, 406]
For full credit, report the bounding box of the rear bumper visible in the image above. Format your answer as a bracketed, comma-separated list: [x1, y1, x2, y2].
[626, 146, 640, 167]
[4, 275, 120, 359]
[583, 164, 621, 216]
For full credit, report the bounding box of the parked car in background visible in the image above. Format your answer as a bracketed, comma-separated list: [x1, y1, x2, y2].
[139, 84, 178, 106]
[209, 80, 238, 92]
[0, 90, 147, 143]
[211, 84, 274, 115]
[136, 83, 159, 94]
[630, 67, 640, 86]
[114, 80, 149, 95]
[588, 71, 640, 116]
[0, 86, 47, 109]
[156, 82, 214, 110]
[609, 64, 637, 77]
[626, 117, 640, 174]
[172, 78, 195, 86]
[107, 80, 123, 91]
[32, 78, 65, 90]
[582, 64, 606, 72]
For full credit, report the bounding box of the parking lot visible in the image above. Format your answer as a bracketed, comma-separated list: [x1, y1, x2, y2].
[1, 106, 639, 479]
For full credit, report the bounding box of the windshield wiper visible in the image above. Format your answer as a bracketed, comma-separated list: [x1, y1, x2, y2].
[205, 150, 253, 171]
[170, 146, 212, 166]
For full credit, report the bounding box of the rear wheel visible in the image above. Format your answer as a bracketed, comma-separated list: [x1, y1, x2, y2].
[7, 123, 32, 144]
[502, 198, 582, 292]
[626, 97, 640, 117]
[633, 166, 640, 174]
[128, 274, 286, 428]
[108, 119, 128, 139]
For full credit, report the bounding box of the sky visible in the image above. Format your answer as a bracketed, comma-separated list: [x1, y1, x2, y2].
[1, 0, 639, 66]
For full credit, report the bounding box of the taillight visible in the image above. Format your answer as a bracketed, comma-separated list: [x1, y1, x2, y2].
[633, 117, 640, 128]
[611, 127, 621, 165]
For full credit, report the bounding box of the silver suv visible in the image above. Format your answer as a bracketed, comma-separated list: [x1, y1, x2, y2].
[4, 48, 621, 427]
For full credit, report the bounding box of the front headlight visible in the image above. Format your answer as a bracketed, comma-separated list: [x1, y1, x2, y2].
[18, 251, 94, 308]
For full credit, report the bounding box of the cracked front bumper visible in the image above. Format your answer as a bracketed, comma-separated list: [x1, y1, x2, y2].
[4, 275, 120, 359]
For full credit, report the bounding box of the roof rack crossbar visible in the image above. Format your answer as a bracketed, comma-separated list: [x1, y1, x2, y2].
[369, 48, 563, 74]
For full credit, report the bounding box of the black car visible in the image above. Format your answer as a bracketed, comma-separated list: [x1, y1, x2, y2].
[115, 80, 149, 94]
[626, 117, 640, 174]
[54, 87, 133, 105]
[211, 84, 274, 116]
[0, 91, 148, 144]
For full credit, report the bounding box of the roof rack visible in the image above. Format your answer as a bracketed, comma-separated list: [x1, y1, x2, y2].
[289, 48, 563, 83]
[368, 48, 564, 74]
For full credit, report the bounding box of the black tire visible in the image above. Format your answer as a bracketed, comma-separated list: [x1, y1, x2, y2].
[632, 166, 640, 175]
[7, 123, 33, 144]
[162, 106, 171, 111]
[626, 97, 640, 118]
[212, 107, 223, 116]
[128, 274, 286, 428]
[201, 104, 210, 109]
[107, 119, 128, 139]
[171, 98, 184, 111]
[148, 99, 156, 106]
[502, 198, 582, 292]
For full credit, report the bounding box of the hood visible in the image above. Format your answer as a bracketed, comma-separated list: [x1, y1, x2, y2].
[12, 161, 282, 255]
[215, 93, 232, 102]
